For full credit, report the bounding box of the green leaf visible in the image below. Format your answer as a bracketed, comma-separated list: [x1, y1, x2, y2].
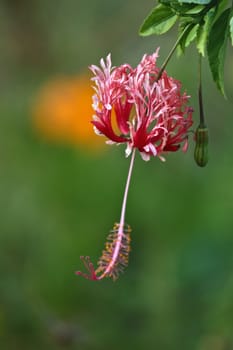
[178, 22, 197, 53]
[159, 0, 173, 5]
[160, 1, 205, 17]
[139, 4, 178, 36]
[184, 5, 205, 15]
[207, 8, 231, 96]
[196, 8, 215, 56]
[184, 23, 199, 47]
[230, 16, 233, 46]
[166, 1, 197, 14]
[178, 0, 212, 4]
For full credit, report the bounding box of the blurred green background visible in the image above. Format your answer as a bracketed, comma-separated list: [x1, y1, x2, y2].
[1, 1, 233, 349]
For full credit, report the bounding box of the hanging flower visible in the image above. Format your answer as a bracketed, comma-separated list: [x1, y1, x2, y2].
[76, 50, 193, 281]
[90, 49, 193, 161]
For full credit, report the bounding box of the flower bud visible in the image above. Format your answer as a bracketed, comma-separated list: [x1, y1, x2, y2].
[194, 125, 208, 167]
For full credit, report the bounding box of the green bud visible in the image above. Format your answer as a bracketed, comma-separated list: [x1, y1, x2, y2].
[194, 125, 208, 167]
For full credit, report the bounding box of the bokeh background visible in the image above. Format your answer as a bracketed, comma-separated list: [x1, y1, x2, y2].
[1, 1, 233, 349]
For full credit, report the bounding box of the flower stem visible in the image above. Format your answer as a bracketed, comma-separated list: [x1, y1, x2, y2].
[198, 54, 205, 127]
[119, 148, 136, 228]
[157, 25, 190, 81]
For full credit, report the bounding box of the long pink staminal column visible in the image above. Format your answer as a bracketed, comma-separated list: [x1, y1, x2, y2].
[76, 149, 135, 281]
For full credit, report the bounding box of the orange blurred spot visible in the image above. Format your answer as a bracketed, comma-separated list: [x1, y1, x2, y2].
[32, 75, 106, 152]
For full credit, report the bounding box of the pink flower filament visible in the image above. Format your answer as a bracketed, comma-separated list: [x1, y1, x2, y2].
[76, 223, 131, 281]
[90, 49, 193, 161]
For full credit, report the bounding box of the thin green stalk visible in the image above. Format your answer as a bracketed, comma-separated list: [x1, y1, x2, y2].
[156, 25, 190, 81]
[198, 54, 205, 127]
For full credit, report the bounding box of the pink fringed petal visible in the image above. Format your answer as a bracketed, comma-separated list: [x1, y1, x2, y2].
[90, 50, 193, 160]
